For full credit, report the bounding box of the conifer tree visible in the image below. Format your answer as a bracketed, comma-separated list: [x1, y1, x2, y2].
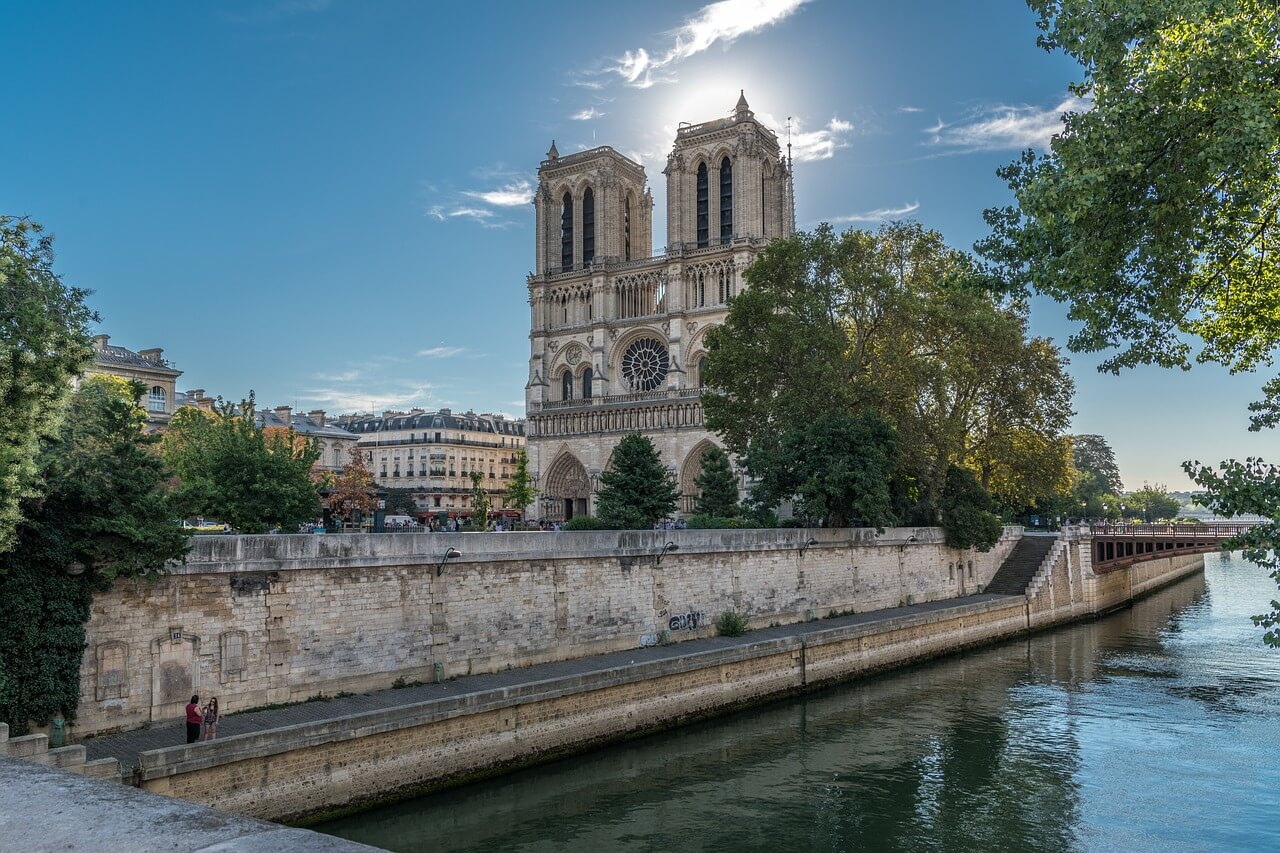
[693, 445, 740, 518]
[596, 434, 680, 529]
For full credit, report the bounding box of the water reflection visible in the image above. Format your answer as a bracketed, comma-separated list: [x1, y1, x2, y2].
[320, 555, 1280, 852]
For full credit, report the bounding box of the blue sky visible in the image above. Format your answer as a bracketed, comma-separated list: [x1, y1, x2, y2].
[3, 0, 1275, 488]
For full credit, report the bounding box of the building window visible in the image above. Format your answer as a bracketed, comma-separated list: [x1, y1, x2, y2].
[332, 447, 341, 467]
[148, 385, 166, 413]
[621, 337, 670, 392]
[624, 194, 632, 261]
[560, 192, 574, 270]
[696, 163, 709, 248]
[582, 187, 595, 266]
[698, 357, 707, 388]
[582, 366, 593, 399]
[720, 156, 733, 243]
[561, 370, 574, 401]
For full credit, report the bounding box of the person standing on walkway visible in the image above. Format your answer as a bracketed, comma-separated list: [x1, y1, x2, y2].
[185, 695, 201, 744]
[201, 697, 220, 740]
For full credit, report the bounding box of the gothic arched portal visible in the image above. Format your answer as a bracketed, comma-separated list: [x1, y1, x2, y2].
[545, 452, 591, 521]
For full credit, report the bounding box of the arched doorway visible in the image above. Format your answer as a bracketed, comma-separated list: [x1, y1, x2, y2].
[679, 440, 720, 515]
[545, 452, 591, 521]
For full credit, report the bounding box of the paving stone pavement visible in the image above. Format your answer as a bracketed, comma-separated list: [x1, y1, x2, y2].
[81, 592, 1011, 769]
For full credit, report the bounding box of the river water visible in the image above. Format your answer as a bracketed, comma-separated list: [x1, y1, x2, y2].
[318, 553, 1280, 852]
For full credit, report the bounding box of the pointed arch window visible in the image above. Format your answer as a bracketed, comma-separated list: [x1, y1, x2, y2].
[560, 192, 573, 271]
[720, 157, 733, 243]
[624, 195, 632, 261]
[582, 187, 595, 266]
[561, 370, 573, 402]
[582, 367, 593, 399]
[698, 356, 708, 387]
[696, 163, 709, 248]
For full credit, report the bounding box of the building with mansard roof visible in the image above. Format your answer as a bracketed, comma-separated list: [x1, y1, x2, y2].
[336, 409, 526, 522]
[525, 91, 794, 521]
[82, 334, 183, 430]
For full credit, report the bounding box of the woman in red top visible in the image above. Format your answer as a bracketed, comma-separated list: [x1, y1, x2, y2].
[185, 695, 201, 744]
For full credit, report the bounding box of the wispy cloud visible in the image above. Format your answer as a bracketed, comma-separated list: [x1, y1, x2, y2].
[898, 105, 923, 113]
[926, 96, 1089, 152]
[759, 114, 853, 162]
[314, 368, 361, 382]
[828, 202, 920, 223]
[426, 204, 516, 229]
[571, 107, 606, 121]
[417, 346, 468, 358]
[304, 384, 435, 414]
[461, 179, 534, 207]
[600, 0, 808, 89]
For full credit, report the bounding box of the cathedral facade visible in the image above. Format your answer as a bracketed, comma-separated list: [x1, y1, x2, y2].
[525, 92, 794, 521]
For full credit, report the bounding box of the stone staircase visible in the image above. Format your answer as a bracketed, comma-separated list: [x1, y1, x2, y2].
[0, 723, 122, 783]
[986, 535, 1058, 596]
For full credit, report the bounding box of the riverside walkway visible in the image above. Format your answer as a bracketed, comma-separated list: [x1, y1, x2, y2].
[83, 592, 1010, 770]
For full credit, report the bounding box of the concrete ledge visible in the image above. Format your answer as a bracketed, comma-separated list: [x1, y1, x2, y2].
[171, 526, 1023, 574]
[6, 734, 47, 758]
[31, 744, 85, 769]
[0, 757, 376, 852]
[83, 757, 124, 781]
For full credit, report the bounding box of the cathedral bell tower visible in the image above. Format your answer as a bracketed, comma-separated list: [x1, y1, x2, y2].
[663, 90, 793, 251]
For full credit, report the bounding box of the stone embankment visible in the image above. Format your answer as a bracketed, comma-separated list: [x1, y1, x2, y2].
[74, 529, 1202, 824]
[0, 722, 121, 782]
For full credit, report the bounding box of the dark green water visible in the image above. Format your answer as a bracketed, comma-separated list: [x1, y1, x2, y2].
[318, 553, 1280, 852]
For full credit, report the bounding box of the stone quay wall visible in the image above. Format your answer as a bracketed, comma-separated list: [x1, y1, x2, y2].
[131, 547, 1203, 824]
[72, 526, 1021, 738]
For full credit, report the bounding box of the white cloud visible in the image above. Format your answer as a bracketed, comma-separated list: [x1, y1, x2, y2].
[607, 0, 808, 88]
[304, 385, 435, 414]
[426, 204, 515, 229]
[314, 368, 361, 382]
[417, 346, 467, 358]
[461, 179, 534, 207]
[571, 107, 606, 121]
[828, 202, 920, 223]
[760, 114, 854, 162]
[927, 96, 1089, 152]
[898, 105, 923, 113]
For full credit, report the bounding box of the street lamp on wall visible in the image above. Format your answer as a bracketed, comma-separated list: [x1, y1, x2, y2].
[657, 541, 679, 565]
[798, 537, 817, 557]
[436, 547, 461, 577]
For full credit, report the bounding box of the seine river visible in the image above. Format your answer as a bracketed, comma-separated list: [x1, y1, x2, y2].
[319, 553, 1280, 852]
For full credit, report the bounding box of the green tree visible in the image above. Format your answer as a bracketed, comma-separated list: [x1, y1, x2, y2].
[0, 375, 190, 734]
[163, 396, 321, 533]
[1072, 434, 1123, 495]
[979, 0, 1280, 425]
[1125, 483, 1182, 522]
[940, 465, 1003, 552]
[596, 434, 680, 529]
[504, 449, 537, 520]
[750, 412, 900, 529]
[693, 445, 740, 518]
[382, 487, 418, 517]
[469, 471, 491, 530]
[704, 222, 1074, 524]
[0, 216, 96, 555]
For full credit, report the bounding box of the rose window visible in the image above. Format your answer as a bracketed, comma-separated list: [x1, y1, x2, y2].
[621, 338, 670, 392]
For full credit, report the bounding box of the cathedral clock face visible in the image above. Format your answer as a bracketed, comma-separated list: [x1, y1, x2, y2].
[621, 338, 670, 392]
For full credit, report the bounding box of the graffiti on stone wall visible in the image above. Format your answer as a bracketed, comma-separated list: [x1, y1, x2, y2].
[667, 610, 707, 632]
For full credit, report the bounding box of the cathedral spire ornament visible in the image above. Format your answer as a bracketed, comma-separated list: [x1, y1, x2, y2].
[547, 140, 559, 160]
[734, 89, 750, 117]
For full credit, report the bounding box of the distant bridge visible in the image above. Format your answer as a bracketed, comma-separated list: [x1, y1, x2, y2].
[1087, 522, 1257, 571]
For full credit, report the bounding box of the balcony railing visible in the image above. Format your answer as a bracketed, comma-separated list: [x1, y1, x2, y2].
[530, 387, 702, 413]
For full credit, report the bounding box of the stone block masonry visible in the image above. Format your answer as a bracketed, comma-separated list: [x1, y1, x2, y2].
[93, 547, 1200, 824]
[71, 526, 1020, 738]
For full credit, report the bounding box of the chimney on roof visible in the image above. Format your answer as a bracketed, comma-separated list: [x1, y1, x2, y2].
[188, 389, 205, 400]
[92, 334, 109, 349]
[274, 405, 292, 425]
[308, 409, 326, 427]
[138, 348, 164, 362]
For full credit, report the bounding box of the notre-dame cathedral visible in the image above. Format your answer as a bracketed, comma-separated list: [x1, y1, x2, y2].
[525, 92, 794, 521]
